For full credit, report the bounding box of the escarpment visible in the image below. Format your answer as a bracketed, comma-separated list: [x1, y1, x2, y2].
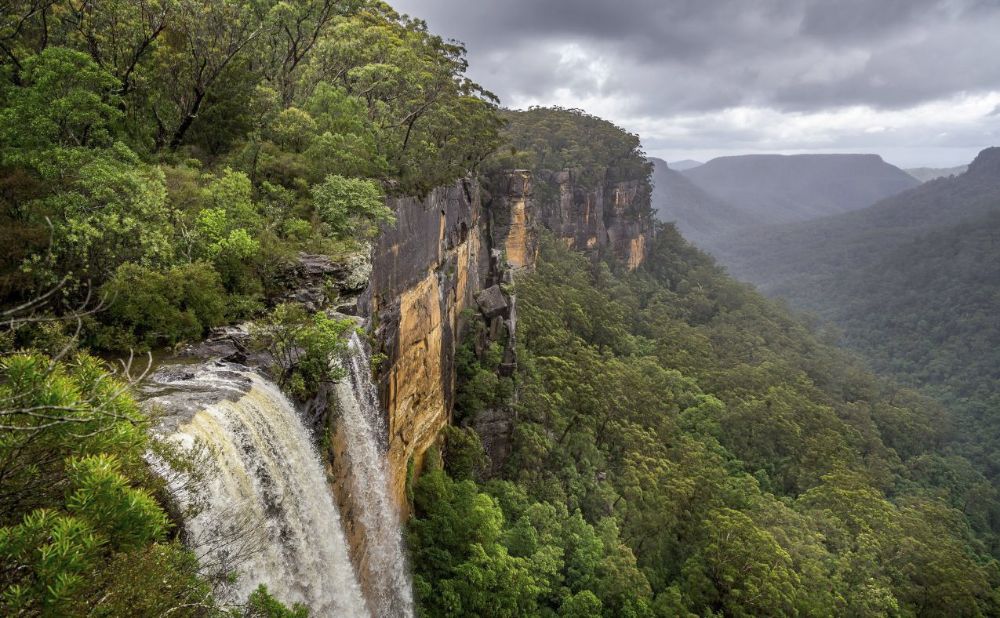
[350, 163, 654, 513]
[535, 168, 653, 270]
[181, 162, 655, 608]
[357, 180, 486, 515]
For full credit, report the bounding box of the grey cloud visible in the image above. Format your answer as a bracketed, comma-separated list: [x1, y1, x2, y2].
[390, 0, 1000, 166]
[798, 0, 944, 41]
[394, 0, 1000, 113]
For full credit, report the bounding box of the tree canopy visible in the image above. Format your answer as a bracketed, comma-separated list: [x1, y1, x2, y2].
[410, 229, 1000, 617]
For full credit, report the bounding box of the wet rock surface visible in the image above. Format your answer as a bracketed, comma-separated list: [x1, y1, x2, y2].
[361, 179, 486, 512]
[141, 360, 254, 434]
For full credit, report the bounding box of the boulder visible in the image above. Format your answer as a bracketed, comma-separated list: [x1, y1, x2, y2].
[475, 285, 508, 319]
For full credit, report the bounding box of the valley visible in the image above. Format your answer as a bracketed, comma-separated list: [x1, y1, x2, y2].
[1, 1, 998, 617]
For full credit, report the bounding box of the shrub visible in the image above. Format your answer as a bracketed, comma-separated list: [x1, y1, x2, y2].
[94, 262, 227, 350]
[0, 352, 216, 616]
[312, 174, 393, 237]
[251, 303, 355, 399]
[245, 585, 309, 618]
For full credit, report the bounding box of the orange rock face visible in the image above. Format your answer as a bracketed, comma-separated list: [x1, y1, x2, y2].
[349, 168, 650, 520]
[627, 235, 646, 271]
[385, 272, 448, 511]
[359, 181, 485, 514]
[504, 199, 531, 269]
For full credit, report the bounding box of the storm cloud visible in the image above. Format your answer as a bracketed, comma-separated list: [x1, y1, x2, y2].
[390, 0, 1000, 166]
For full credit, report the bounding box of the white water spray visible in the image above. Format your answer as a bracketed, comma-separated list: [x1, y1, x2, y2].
[149, 364, 368, 616]
[334, 332, 414, 617]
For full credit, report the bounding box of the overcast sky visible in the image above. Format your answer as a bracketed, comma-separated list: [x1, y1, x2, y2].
[391, 0, 1000, 167]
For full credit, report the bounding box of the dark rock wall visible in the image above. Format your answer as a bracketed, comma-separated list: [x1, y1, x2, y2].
[484, 170, 537, 275]
[357, 179, 486, 514]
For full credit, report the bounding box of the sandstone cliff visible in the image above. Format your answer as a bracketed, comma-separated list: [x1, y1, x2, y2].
[352, 166, 652, 511]
[320, 164, 652, 606]
[356, 180, 486, 515]
[535, 168, 652, 270]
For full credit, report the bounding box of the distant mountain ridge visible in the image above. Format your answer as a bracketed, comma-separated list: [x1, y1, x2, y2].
[905, 165, 969, 183]
[713, 147, 1000, 296]
[649, 157, 754, 245]
[682, 153, 920, 225]
[668, 159, 703, 170]
[649, 152, 920, 253]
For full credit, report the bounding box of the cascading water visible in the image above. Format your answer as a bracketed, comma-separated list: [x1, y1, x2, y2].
[146, 363, 368, 616]
[334, 332, 414, 618]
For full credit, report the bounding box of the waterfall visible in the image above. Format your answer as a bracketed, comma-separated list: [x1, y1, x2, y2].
[148, 363, 368, 616]
[334, 332, 414, 617]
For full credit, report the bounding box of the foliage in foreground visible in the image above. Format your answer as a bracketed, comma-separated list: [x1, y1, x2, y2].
[0, 348, 315, 615]
[0, 0, 501, 352]
[0, 352, 213, 615]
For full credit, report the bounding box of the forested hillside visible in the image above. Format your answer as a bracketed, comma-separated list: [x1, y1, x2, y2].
[716, 149, 1000, 409]
[0, 1, 500, 319]
[407, 114, 1000, 617]
[712, 149, 1000, 523]
[829, 210, 1000, 473]
[411, 230, 1000, 617]
[487, 107, 651, 185]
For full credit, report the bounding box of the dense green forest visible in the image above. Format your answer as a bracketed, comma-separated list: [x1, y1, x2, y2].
[830, 210, 1000, 478]
[2, 1, 1000, 617]
[0, 0, 497, 614]
[714, 149, 1000, 542]
[412, 230, 1000, 617]
[407, 111, 1000, 616]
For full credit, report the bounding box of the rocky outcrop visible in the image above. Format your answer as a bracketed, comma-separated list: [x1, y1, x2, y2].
[606, 178, 652, 270]
[353, 165, 653, 511]
[485, 170, 537, 273]
[537, 168, 605, 252]
[346, 169, 544, 511]
[475, 285, 508, 319]
[535, 168, 652, 271]
[322, 209, 481, 607]
[275, 252, 371, 312]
